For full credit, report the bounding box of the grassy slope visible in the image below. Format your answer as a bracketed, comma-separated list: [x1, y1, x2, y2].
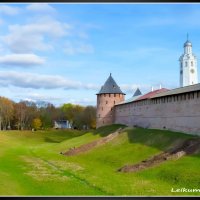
[0, 124, 199, 196]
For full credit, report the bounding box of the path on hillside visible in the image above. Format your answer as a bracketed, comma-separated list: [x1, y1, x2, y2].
[63, 128, 124, 156]
[118, 138, 200, 173]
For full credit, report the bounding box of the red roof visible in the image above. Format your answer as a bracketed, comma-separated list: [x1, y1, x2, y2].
[135, 88, 170, 101]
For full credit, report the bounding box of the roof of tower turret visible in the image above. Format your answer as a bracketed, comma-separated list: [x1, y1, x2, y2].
[97, 73, 125, 95]
[133, 88, 142, 97]
[184, 40, 192, 47]
[184, 34, 192, 47]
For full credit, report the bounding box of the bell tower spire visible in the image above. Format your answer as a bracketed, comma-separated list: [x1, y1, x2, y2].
[179, 36, 198, 87]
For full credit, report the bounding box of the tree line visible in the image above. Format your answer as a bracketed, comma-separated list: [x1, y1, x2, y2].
[0, 96, 96, 131]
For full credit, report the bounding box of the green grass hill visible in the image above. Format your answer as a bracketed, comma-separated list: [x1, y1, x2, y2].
[0, 125, 199, 196]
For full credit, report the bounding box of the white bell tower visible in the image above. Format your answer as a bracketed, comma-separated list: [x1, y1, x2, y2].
[179, 34, 198, 87]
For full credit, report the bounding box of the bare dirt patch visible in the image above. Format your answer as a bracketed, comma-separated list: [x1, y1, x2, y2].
[118, 138, 200, 173]
[63, 128, 123, 156]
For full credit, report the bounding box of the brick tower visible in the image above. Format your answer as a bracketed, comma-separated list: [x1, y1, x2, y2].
[96, 73, 125, 128]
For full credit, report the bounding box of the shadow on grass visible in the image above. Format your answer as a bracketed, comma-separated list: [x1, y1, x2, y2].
[43, 129, 86, 143]
[44, 137, 61, 143]
[93, 124, 127, 137]
[126, 127, 200, 152]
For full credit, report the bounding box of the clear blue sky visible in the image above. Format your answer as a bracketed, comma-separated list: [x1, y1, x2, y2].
[0, 3, 200, 106]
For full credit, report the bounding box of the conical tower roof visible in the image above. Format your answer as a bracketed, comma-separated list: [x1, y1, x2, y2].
[133, 88, 142, 97]
[97, 73, 125, 95]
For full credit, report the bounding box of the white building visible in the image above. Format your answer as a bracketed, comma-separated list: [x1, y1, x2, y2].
[179, 36, 198, 87]
[54, 120, 71, 129]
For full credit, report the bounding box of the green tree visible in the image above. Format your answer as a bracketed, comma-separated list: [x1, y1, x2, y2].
[82, 106, 96, 129]
[39, 103, 56, 129]
[60, 103, 74, 126]
[60, 103, 84, 128]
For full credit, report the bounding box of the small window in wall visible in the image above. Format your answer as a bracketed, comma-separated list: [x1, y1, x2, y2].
[106, 101, 108, 104]
[111, 108, 113, 111]
[114, 94, 116, 97]
[109, 94, 111, 97]
[114, 101, 115, 104]
[191, 61, 193, 67]
[104, 94, 106, 97]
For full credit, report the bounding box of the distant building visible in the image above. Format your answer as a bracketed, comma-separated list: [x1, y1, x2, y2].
[179, 36, 198, 87]
[54, 120, 71, 129]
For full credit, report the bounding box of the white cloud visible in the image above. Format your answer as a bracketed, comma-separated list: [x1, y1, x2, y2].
[1, 17, 71, 53]
[64, 41, 94, 55]
[24, 92, 63, 101]
[26, 3, 56, 14]
[0, 54, 45, 66]
[67, 97, 96, 106]
[0, 5, 20, 15]
[0, 71, 99, 90]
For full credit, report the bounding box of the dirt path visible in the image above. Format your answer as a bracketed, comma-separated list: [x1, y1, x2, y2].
[63, 128, 123, 156]
[118, 138, 200, 173]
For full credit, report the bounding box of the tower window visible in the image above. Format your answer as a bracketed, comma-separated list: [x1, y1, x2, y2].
[191, 61, 193, 66]
[106, 100, 108, 104]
